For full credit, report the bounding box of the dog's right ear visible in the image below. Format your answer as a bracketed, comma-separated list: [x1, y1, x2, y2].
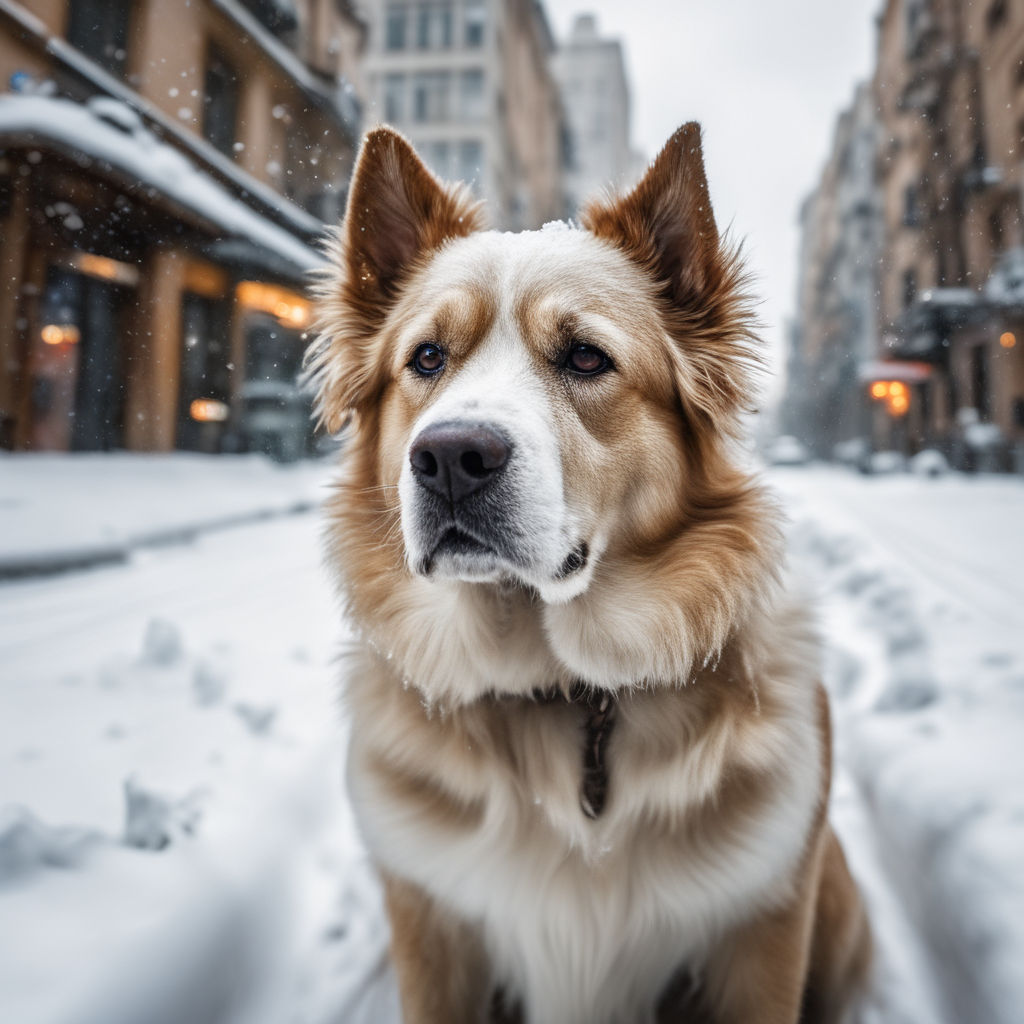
[307, 127, 481, 430]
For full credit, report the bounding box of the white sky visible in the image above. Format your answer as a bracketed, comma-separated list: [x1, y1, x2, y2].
[544, 0, 882, 403]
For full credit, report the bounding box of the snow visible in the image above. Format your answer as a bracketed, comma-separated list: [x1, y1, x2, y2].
[1, 456, 1022, 1023]
[0, 95, 325, 274]
[0, 452, 327, 576]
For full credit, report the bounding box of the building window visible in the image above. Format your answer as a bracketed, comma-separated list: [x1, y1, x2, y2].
[903, 184, 920, 227]
[412, 71, 450, 123]
[903, 267, 918, 309]
[420, 140, 451, 178]
[971, 344, 991, 418]
[989, 207, 1005, 252]
[177, 292, 232, 452]
[416, 2, 454, 50]
[905, 0, 931, 57]
[987, 0, 1008, 34]
[458, 69, 486, 120]
[464, 0, 486, 47]
[66, 0, 133, 79]
[457, 138, 483, 190]
[203, 46, 239, 157]
[383, 73, 406, 123]
[385, 4, 408, 50]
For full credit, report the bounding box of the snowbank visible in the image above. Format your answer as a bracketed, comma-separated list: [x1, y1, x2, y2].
[0, 452, 329, 577]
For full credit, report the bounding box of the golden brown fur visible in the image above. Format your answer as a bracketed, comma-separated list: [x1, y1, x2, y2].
[308, 123, 871, 1023]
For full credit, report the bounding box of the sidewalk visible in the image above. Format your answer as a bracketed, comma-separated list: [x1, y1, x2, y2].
[0, 453, 332, 578]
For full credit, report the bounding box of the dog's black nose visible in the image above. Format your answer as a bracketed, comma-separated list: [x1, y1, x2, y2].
[410, 422, 510, 503]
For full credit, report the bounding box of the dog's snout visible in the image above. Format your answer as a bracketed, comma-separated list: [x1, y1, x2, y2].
[410, 422, 510, 503]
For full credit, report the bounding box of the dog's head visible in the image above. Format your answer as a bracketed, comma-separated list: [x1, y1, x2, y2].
[309, 125, 777, 697]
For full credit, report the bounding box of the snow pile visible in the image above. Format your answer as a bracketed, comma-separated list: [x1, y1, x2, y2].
[0, 452, 329, 576]
[776, 466, 1024, 1024]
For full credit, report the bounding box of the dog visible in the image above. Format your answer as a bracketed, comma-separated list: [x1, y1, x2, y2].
[306, 123, 871, 1024]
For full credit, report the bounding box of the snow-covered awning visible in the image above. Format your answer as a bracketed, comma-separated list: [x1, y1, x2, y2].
[0, 94, 325, 279]
[857, 359, 933, 383]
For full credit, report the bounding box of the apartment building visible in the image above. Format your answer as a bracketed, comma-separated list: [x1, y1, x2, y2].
[358, 0, 569, 230]
[785, 82, 882, 457]
[874, 0, 1024, 462]
[0, 0, 365, 456]
[550, 13, 635, 217]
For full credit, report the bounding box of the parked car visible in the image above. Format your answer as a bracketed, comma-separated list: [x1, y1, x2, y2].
[765, 435, 811, 466]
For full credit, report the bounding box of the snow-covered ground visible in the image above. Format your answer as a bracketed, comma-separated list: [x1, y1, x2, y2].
[1, 454, 1021, 1023]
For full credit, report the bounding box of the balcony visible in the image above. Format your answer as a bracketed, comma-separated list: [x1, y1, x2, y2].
[887, 288, 981, 361]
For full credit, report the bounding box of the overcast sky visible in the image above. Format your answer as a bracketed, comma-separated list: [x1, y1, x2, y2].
[544, 0, 882, 403]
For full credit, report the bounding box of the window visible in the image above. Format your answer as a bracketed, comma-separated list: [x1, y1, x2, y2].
[457, 139, 483, 189]
[177, 292, 232, 452]
[903, 268, 918, 309]
[903, 184, 920, 227]
[421, 140, 451, 178]
[412, 71, 450, 123]
[905, 0, 931, 58]
[66, 0, 133, 79]
[458, 69, 485, 120]
[971, 344, 991, 418]
[203, 47, 239, 157]
[416, 3, 453, 50]
[987, 0, 1008, 34]
[464, 0, 486, 47]
[989, 207, 1005, 252]
[385, 4, 408, 50]
[383, 74, 406, 123]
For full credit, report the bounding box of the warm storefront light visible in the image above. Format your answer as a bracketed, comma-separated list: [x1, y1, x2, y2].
[40, 324, 80, 346]
[1000, 331, 1016, 349]
[868, 379, 910, 416]
[236, 281, 311, 328]
[189, 398, 230, 422]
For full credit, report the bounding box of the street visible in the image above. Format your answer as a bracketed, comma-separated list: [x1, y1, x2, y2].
[1, 457, 1022, 1023]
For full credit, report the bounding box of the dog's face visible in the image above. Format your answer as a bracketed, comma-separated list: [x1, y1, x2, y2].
[378, 226, 696, 604]
[309, 125, 768, 695]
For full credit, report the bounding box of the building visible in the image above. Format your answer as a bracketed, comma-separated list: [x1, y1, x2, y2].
[550, 12, 635, 217]
[873, 0, 1024, 466]
[358, 0, 568, 230]
[785, 82, 882, 458]
[0, 0, 366, 456]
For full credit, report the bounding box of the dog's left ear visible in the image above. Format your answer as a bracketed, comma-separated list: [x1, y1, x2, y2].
[307, 128, 481, 431]
[582, 123, 722, 310]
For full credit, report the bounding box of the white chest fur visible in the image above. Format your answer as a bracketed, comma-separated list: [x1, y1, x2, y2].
[347, 648, 823, 1024]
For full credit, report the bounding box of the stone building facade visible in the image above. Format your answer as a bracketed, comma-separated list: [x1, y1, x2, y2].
[550, 13, 635, 218]
[790, 0, 1024, 467]
[0, 0, 365, 455]
[785, 82, 882, 458]
[358, 0, 569, 230]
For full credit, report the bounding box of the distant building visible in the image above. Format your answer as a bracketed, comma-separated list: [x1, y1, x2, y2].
[551, 12, 636, 216]
[785, 82, 881, 457]
[0, 0, 366, 456]
[359, 0, 569, 230]
[873, 0, 1024, 466]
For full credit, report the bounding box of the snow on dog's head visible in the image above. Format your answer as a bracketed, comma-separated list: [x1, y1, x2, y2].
[307, 126, 777, 701]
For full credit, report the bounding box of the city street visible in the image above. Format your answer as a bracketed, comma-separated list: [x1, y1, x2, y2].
[1, 456, 1022, 1024]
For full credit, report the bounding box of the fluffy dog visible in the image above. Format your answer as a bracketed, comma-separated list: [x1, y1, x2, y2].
[306, 123, 871, 1024]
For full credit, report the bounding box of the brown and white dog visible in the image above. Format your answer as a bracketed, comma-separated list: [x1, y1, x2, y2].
[306, 123, 871, 1024]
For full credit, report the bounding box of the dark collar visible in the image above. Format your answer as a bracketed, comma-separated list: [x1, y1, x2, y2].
[534, 682, 617, 820]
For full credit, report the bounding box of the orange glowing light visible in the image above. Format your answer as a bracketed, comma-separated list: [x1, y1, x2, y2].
[888, 393, 909, 416]
[236, 281, 311, 328]
[189, 398, 229, 423]
[1000, 331, 1017, 349]
[40, 323, 80, 346]
[870, 382, 888, 399]
[887, 381, 908, 399]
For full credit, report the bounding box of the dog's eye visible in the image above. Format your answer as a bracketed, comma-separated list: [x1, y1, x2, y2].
[411, 343, 445, 376]
[564, 343, 611, 376]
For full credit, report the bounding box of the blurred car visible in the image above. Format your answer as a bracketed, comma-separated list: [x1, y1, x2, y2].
[765, 434, 811, 466]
